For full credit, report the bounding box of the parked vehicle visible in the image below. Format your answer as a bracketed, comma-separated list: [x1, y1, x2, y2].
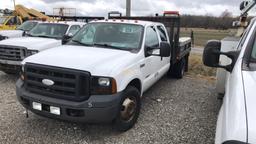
[0, 4, 53, 30]
[16, 12, 191, 131]
[0, 20, 39, 40]
[203, 18, 256, 144]
[203, 1, 256, 144]
[0, 21, 85, 74]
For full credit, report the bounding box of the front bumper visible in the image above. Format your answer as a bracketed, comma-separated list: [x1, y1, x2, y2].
[0, 59, 21, 72]
[16, 79, 123, 123]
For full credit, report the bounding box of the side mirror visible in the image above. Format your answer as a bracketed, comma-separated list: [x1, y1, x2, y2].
[240, 1, 249, 11]
[203, 40, 239, 72]
[160, 42, 171, 57]
[62, 34, 73, 44]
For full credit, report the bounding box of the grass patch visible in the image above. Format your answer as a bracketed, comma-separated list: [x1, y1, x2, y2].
[187, 54, 216, 80]
[180, 28, 232, 47]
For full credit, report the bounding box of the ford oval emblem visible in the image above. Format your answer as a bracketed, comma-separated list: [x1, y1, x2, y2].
[42, 79, 54, 86]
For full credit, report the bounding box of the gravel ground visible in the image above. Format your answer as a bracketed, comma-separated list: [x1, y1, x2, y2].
[0, 71, 220, 144]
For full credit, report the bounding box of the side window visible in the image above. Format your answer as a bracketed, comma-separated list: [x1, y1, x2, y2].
[6, 16, 20, 25]
[68, 25, 81, 35]
[157, 25, 167, 41]
[145, 26, 159, 48]
[6, 17, 15, 25]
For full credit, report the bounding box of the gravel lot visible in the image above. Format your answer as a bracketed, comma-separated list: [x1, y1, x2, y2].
[0, 71, 219, 144]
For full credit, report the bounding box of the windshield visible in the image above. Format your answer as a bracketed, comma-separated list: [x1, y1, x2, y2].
[28, 23, 69, 39]
[71, 23, 144, 51]
[0, 17, 7, 24]
[17, 21, 38, 31]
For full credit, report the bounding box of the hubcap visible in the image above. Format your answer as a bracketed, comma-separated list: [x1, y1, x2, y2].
[120, 97, 136, 122]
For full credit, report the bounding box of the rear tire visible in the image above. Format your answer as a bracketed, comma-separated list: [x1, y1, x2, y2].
[169, 58, 186, 79]
[113, 86, 141, 132]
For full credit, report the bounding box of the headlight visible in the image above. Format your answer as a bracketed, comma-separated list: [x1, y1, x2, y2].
[91, 76, 117, 95]
[26, 50, 38, 56]
[98, 78, 111, 86]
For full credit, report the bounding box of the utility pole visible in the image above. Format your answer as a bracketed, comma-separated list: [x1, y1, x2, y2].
[13, 0, 16, 10]
[126, 0, 131, 17]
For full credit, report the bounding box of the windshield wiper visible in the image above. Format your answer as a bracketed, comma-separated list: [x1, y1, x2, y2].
[36, 35, 54, 38]
[71, 40, 94, 46]
[93, 43, 126, 50]
[26, 33, 35, 37]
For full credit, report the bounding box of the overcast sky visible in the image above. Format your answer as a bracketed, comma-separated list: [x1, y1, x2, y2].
[0, 0, 254, 17]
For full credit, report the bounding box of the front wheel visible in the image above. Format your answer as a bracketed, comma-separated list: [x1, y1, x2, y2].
[113, 86, 141, 132]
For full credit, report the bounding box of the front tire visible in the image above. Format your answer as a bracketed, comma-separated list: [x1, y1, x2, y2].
[114, 86, 141, 132]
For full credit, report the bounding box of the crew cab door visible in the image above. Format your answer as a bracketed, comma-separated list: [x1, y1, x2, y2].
[142, 25, 163, 91]
[155, 25, 171, 75]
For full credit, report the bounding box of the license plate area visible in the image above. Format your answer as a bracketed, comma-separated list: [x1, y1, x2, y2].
[32, 102, 61, 115]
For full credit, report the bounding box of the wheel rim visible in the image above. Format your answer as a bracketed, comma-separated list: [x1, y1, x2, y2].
[120, 96, 137, 122]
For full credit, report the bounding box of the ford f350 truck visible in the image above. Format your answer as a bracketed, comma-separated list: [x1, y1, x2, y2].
[16, 12, 192, 131]
[203, 1, 256, 144]
[0, 21, 85, 74]
[0, 20, 39, 40]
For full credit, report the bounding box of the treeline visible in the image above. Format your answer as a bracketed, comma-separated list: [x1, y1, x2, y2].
[180, 15, 237, 30]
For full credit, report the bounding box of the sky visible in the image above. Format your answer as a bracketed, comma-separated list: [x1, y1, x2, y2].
[0, 0, 253, 17]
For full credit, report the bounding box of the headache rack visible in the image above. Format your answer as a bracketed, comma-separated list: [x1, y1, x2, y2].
[47, 15, 105, 23]
[108, 11, 191, 65]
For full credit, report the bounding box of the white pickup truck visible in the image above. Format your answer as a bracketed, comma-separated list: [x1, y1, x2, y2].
[0, 21, 85, 74]
[0, 20, 39, 40]
[16, 13, 192, 131]
[203, 17, 256, 144]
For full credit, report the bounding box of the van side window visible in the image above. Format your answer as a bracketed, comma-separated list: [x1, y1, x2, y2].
[145, 26, 159, 48]
[157, 25, 167, 41]
[68, 25, 81, 35]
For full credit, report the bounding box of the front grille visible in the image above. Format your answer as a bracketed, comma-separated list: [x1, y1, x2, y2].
[24, 63, 91, 102]
[0, 45, 26, 61]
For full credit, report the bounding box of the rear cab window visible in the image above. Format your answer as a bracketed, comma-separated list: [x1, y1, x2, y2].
[157, 25, 168, 42]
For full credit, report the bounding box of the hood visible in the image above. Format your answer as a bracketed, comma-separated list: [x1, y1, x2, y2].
[242, 71, 256, 143]
[22, 45, 138, 76]
[0, 30, 24, 38]
[0, 37, 61, 51]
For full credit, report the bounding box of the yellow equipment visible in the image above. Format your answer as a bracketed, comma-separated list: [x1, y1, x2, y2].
[0, 5, 53, 30]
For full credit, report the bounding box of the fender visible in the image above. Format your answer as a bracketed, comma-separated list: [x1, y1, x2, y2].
[114, 66, 144, 96]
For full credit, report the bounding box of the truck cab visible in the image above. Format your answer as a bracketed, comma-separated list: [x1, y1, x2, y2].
[0, 16, 23, 30]
[0, 20, 39, 40]
[0, 21, 85, 74]
[203, 17, 256, 144]
[16, 13, 191, 131]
